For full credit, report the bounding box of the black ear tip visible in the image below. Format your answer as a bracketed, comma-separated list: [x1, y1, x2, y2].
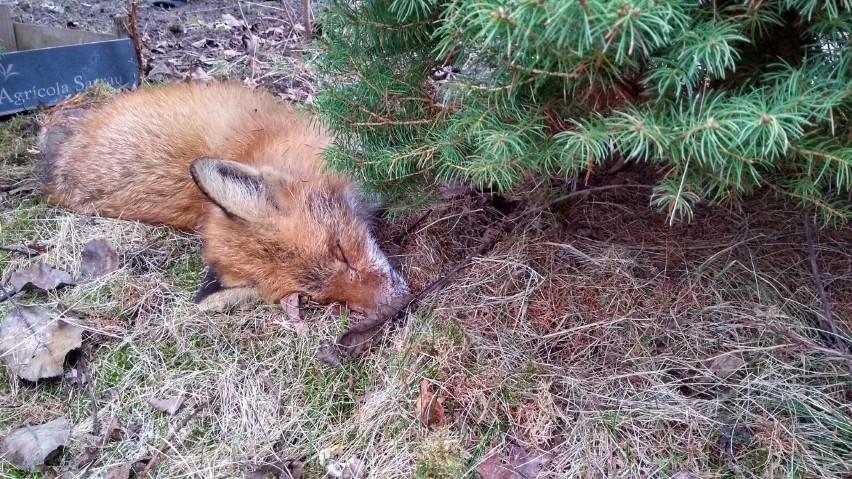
[193, 267, 223, 304]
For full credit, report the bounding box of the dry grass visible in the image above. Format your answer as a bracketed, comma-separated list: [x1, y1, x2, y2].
[1, 101, 852, 479]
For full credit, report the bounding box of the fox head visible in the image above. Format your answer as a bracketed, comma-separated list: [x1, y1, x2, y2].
[188, 157, 408, 313]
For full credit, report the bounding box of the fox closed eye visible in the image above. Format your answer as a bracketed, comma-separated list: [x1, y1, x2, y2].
[334, 240, 357, 272]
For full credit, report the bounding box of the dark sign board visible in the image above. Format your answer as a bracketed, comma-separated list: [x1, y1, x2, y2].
[0, 38, 138, 115]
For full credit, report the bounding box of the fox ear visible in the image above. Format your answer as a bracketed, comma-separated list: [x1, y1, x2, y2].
[190, 157, 276, 221]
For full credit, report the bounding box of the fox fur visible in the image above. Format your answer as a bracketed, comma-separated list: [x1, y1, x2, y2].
[39, 82, 407, 312]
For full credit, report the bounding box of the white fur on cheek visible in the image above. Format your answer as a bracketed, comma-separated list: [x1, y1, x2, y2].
[366, 234, 408, 297]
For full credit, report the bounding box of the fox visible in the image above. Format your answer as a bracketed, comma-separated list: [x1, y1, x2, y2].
[38, 82, 408, 312]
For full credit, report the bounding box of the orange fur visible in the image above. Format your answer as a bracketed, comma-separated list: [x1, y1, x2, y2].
[40, 82, 407, 311]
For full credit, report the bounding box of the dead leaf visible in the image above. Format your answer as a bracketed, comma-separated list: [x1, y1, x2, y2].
[326, 457, 366, 479]
[103, 462, 133, 479]
[476, 441, 554, 479]
[81, 239, 119, 280]
[219, 13, 246, 29]
[147, 395, 185, 415]
[3, 263, 75, 300]
[475, 453, 515, 479]
[316, 296, 411, 367]
[670, 472, 701, 479]
[243, 34, 261, 52]
[0, 305, 83, 381]
[291, 321, 309, 337]
[281, 293, 301, 322]
[190, 37, 218, 49]
[414, 379, 446, 429]
[507, 441, 553, 478]
[71, 415, 121, 468]
[708, 353, 746, 379]
[246, 459, 304, 479]
[146, 62, 178, 82]
[0, 417, 71, 471]
[334, 311, 391, 356]
[188, 67, 215, 86]
[315, 343, 343, 367]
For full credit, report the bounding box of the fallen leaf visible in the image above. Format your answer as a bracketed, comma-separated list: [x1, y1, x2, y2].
[70, 415, 121, 468]
[246, 459, 304, 479]
[475, 453, 515, 479]
[243, 33, 261, 52]
[81, 239, 119, 280]
[291, 321, 310, 337]
[0, 417, 71, 471]
[189, 67, 215, 86]
[0, 305, 83, 381]
[708, 353, 746, 379]
[3, 263, 75, 300]
[414, 379, 446, 429]
[507, 441, 553, 478]
[315, 343, 343, 367]
[219, 13, 246, 29]
[103, 462, 133, 479]
[333, 310, 391, 357]
[316, 296, 411, 367]
[64, 367, 87, 387]
[326, 456, 366, 479]
[190, 37, 218, 48]
[147, 395, 185, 415]
[476, 441, 554, 479]
[342, 457, 366, 479]
[146, 62, 177, 82]
[281, 293, 301, 322]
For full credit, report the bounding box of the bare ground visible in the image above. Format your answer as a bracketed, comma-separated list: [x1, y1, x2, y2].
[1, 1, 852, 479]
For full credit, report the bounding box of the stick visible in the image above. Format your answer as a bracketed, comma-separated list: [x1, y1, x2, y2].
[0, 244, 42, 257]
[301, 0, 311, 41]
[394, 208, 433, 245]
[0, 284, 21, 314]
[802, 211, 852, 372]
[127, 0, 145, 80]
[279, 0, 298, 35]
[138, 399, 210, 478]
[76, 347, 100, 436]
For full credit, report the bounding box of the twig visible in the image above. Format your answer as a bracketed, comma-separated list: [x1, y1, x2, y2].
[76, 347, 100, 436]
[741, 318, 852, 364]
[547, 184, 651, 207]
[0, 284, 21, 314]
[394, 208, 433, 245]
[127, 0, 145, 79]
[0, 244, 41, 257]
[278, 0, 298, 35]
[302, 0, 312, 42]
[802, 212, 852, 372]
[138, 399, 210, 478]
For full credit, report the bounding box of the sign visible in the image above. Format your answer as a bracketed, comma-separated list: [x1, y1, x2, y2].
[0, 38, 138, 116]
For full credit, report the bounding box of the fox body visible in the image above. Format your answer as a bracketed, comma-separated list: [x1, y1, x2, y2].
[39, 82, 407, 312]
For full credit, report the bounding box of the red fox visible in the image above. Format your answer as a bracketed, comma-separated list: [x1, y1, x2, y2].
[39, 82, 407, 312]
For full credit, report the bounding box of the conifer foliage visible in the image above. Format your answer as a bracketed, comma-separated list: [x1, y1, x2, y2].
[315, 0, 852, 223]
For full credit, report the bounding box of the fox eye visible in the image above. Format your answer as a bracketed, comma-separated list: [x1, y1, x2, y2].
[334, 240, 357, 272]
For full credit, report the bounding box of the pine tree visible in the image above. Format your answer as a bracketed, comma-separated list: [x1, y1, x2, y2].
[314, 0, 852, 224]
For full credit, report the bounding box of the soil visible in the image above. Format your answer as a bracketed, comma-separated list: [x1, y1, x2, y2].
[8, 0, 314, 99]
